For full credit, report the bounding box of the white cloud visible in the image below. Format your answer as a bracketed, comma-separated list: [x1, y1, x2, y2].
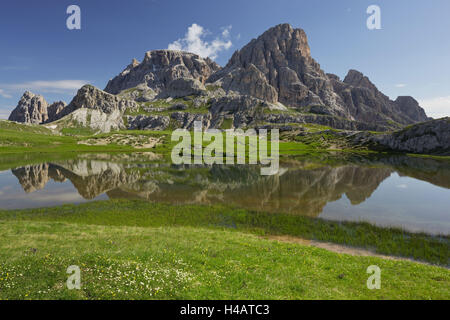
[0, 89, 12, 99]
[1, 80, 87, 94]
[221, 25, 232, 38]
[395, 83, 407, 88]
[168, 23, 232, 60]
[418, 96, 450, 119]
[396, 184, 408, 189]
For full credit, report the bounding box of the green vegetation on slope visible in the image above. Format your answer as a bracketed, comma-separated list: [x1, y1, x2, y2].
[0, 121, 158, 154]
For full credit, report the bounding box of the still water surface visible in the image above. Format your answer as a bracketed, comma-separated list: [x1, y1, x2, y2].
[0, 153, 449, 235]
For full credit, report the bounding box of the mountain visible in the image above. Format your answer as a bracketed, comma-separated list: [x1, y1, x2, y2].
[209, 24, 343, 111]
[45, 85, 140, 133]
[7, 23, 435, 135]
[329, 69, 429, 125]
[8, 91, 49, 124]
[208, 24, 429, 127]
[104, 50, 220, 96]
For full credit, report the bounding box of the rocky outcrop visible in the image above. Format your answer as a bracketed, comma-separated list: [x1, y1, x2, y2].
[210, 64, 278, 103]
[46, 101, 67, 123]
[208, 95, 266, 128]
[8, 91, 48, 124]
[158, 78, 206, 99]
[369, 117, 450, 155]
[127, 115, 170, 131]
[43, 85, 140, 133]
[104, 50, 221, 95]
[394, 96, 430, 123]
[64, 108, 126, 133]
[117, 83, 157, 102]
[171, 112, 212, 129]
[345, 117, 450, 155]
[56, 85, 139, 120]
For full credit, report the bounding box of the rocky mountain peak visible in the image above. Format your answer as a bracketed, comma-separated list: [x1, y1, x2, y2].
[395, 96, 429, 122]
[8, 91, 49, 124]
[47, 101, 67, 123]
[59, 84, 139, 116]
[209, 23, 345, 114]
[130, 58, 139, 68]
[225, 23, 314, 71]
[105, 50, 221, 95]
[343, 69, 378, 92]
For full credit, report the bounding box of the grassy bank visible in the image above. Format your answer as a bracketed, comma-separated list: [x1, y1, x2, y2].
[1, 201, 448, 266]
[0, 200, 448, 299]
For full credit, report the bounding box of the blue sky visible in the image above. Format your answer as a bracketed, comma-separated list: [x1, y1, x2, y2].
[1, 0, 449, 119]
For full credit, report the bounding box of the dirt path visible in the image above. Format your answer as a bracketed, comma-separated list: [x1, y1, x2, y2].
[265, 235, 436, 266]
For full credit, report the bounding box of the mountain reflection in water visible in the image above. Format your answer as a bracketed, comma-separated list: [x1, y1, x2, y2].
[2, 154, 450, 235]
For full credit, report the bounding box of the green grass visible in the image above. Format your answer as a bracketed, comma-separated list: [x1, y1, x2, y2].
[125, 97, 211, 117]
[61, 127, 96, 136]
[0, 122, 159, 154]
[0, 201, 448, 300]
[1, 200, 448, 266]
[0, 120, 53, 135]
[220, 118, 233, 130]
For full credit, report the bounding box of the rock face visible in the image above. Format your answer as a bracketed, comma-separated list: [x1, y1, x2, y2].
[158, 78, 206, 99]
[117, 83, 156, 102]
[57, 85, 139, 119]
[127, 115, 170, 131]
[45, 85, 140, 133]
[104, 50, 221, 95]
[210, 64, 278, 103]
[394, 96, 429, 123]
[369, 117, 450, 155]
[8, 91, 49, 124]
[208, 24, 347, 117]
[345, 117, 450, 155]
[329, 70, 430, 126]
[171, 111, 212, 129]
[47, 101, 67, 123]
[208, 95, 265, 128]
[63, 108, 126, 133]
